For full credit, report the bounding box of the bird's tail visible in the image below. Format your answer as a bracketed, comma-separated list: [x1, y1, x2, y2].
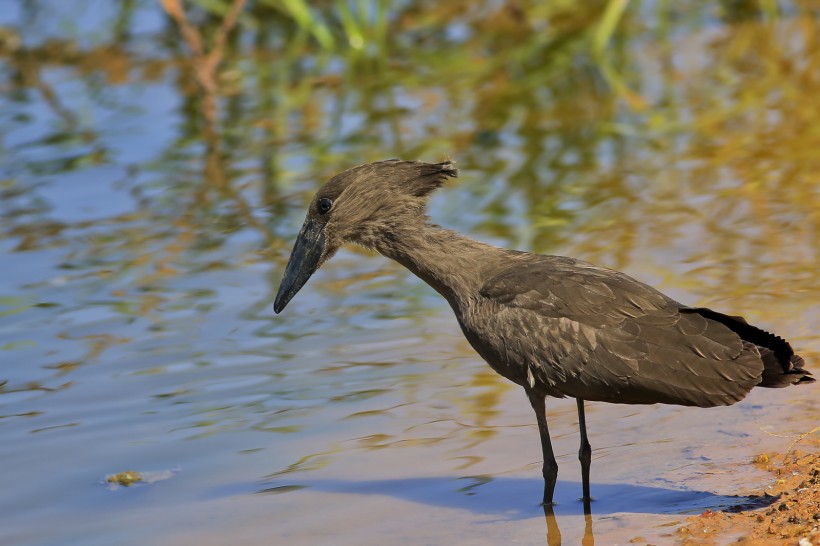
[744, 342, 814, 387]
[684, 307, 814, 388]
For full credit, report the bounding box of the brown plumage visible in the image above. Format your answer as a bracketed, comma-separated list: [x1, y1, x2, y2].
[274, 159, 813, 506]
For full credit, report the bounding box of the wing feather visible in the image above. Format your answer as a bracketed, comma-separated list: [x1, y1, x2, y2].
[472, 255, 763, 407]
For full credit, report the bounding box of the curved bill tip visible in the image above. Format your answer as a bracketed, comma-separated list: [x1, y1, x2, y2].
[273, 291, 289, 314]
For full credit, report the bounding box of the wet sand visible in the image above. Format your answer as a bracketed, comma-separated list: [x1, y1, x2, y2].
[674, 445, 820, 546]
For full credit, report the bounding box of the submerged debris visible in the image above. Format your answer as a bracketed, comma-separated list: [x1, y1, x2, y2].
[105, 470, 143, 487]
[104, 468, 177, 489]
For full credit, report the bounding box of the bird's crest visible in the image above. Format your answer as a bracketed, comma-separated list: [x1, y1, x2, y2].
[403, 159, 458, 197]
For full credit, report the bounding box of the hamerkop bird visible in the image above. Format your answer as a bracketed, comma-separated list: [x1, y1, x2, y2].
[273, 159, 814, 505]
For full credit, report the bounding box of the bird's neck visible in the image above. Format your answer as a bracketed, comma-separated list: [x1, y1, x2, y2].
[367, 218, 500, 307]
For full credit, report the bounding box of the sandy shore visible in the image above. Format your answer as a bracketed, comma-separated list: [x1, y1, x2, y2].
[674, 443, 820, 546]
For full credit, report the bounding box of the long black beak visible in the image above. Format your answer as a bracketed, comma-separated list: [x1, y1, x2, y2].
[274, 218, 326, 313]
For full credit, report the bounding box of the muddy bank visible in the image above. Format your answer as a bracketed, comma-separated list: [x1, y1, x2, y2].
[674, 447, 820, 546]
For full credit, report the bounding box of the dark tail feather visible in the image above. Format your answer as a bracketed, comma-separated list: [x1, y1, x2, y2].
[684, 307, 814, 388]
[744, 342, 814, 387]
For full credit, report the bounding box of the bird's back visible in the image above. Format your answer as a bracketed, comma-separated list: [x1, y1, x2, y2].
[456, 253, 811, 407]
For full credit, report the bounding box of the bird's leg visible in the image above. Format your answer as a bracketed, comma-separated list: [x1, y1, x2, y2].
[576, 398, 592, 502]
[526, 389, 558, 505]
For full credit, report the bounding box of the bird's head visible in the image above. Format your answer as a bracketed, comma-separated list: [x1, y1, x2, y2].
[273, 159, 458, 313]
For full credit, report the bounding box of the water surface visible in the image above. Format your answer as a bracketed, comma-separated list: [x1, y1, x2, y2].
[1, 2, 818, 545]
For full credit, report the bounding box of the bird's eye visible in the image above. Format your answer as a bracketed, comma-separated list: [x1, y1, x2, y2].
[317, 197, 333, 215]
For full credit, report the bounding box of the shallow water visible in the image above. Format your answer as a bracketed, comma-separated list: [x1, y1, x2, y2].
[1, 2, 819, 545]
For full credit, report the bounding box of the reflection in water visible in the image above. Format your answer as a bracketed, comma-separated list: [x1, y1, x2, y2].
[255, 471, 780, 546]
[544, 505, 563, 546]
[543, 504, 594, 546]
[582, 510, 593, 546]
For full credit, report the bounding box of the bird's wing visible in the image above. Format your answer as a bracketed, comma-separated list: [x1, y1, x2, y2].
[476, 255, 763, 407]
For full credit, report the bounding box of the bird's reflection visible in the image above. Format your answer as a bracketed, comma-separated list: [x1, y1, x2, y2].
[543, 500, 594, 546]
